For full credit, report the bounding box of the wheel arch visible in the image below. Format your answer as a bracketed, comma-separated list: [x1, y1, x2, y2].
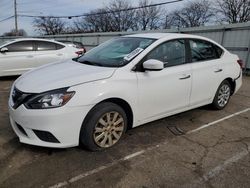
[81, 97, 134, 132]
[224, 77, 236, 95]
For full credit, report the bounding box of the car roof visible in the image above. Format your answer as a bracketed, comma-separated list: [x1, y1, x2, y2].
[124, 33, 209, 40]
[10, 38, 63, 43]
[123, 32, 225, 50]
[0, 38, 67, 47]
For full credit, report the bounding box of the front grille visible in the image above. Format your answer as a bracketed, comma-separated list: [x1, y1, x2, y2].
[12, 87, 33, 109]
[33, 130, 60, 143]
[16, 123, 28, 136]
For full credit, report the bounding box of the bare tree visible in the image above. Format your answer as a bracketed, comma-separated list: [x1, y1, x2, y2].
[72, 8, 116, 33]
[3, 29, 27, 36]
[135, 0, 162, 30]
[71, 18, 90, 33]
[107, 0, 136, 31]
[71, 0, 136, 32]
[33, 17, 66, 35]
[162, 14, 173, 29]
[85, 9, 113, 32]
[169, 0, 215, 28]
[216, 0, 250, 23]
[72, 9, 110, 33]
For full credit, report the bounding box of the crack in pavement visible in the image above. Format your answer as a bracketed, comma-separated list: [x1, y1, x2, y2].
[181, 135, 250, 187]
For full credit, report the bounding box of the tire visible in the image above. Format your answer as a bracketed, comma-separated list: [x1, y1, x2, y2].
[212, 80, 231, 110]
[80, 102, 127, 151]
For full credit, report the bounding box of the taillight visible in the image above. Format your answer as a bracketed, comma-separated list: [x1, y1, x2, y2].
[82, 47, 86, 53]
[78, 48, 86, 53]
[237, 59, 244, 69]
[75, 51, 83, 56]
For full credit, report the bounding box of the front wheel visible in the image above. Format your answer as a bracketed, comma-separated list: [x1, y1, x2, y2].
[80, 102, 127, 151]
[212, 80, 231, 110]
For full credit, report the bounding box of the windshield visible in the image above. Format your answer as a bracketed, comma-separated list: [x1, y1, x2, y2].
[0, 40, 14, 47]
[77, 37, 155, 67]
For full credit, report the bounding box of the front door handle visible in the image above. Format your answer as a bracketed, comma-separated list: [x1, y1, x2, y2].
[26, 55, 33, 58]
[214, 69, 223, 73]
[179, 75, 191, 80]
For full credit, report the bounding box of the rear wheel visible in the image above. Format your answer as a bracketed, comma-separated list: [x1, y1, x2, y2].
[80, 102, 127, 151]
[212, 80, 231, 110]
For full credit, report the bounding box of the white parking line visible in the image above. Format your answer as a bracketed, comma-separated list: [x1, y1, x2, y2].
[49, 108, 250, 188]
[49, 150, 145, 188]
[187, 108, 250, 134]
[185, 148, 249, 187]
[3, 86, 10, 90]
[0, 86, 11, 92]
[202, 149, 249, 182]
[0, 91, 10, 93]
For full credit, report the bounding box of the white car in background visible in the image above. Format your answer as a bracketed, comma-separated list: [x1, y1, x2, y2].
[0, 38, 80, 76]
[8, 33, 242, 151]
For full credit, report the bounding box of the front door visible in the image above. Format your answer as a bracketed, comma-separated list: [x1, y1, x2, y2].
[0, 41, 36, 76]
[136, 39, 192, 123]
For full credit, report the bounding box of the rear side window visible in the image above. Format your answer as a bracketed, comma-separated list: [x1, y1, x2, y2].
[189, 39, 221, 62]
[6, 41, 33, 52]
[36, 41, 64, 51]
[214, 45, 223, 57]
[56, 43, 64, 50]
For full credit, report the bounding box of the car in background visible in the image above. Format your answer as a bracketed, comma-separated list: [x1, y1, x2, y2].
[0, 38, 80, 77]
[8, 33, 242, 150]
[57, 40, 86, 55]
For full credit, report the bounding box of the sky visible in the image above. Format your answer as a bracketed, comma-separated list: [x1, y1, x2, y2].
[0, 0, 185, 36]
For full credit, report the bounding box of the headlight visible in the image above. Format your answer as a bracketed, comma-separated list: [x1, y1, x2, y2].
[25, 88, 75, 109]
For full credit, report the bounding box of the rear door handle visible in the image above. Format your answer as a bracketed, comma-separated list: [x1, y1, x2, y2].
[214, 69, 223, 73]
[57, 53, 63, 56]
[26, 55, 33, 58]
[179, 75, 191, 80]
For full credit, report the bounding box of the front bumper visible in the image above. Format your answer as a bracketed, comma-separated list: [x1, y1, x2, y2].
[8, 99, 93, 148]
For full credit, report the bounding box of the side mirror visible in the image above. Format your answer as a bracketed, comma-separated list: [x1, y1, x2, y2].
[0, 47, 8, 53]
[143, 59, 164, 71]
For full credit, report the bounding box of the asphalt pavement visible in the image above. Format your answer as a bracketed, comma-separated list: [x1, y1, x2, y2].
[0, 76, 250, 188]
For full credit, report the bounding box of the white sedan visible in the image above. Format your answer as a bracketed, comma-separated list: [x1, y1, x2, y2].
[0, 38, 80, 76]
[8, 33, 242, 150]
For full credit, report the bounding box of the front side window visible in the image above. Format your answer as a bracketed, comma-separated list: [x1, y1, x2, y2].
[144, 39, 186, 67]
[189, 39, 220, 62]
[77, 37, 156, 67]
[5, 41, 33, 52]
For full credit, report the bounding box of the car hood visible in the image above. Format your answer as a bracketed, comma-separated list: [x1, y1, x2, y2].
[15, 60, 116, 93]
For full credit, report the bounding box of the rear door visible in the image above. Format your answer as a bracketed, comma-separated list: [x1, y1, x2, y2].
[34, 41, 65, 66]
[136, 39, 192, 122]
[188, 39, 225, 106]
[0, 41, 36, 76]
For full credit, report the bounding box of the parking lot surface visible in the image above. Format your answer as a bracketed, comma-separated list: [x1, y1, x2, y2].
[0, 76, 250, 188]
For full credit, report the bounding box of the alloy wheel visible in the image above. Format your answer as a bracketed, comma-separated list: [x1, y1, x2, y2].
[93, 111, 125, 148]
[217, 84, 230, 107]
